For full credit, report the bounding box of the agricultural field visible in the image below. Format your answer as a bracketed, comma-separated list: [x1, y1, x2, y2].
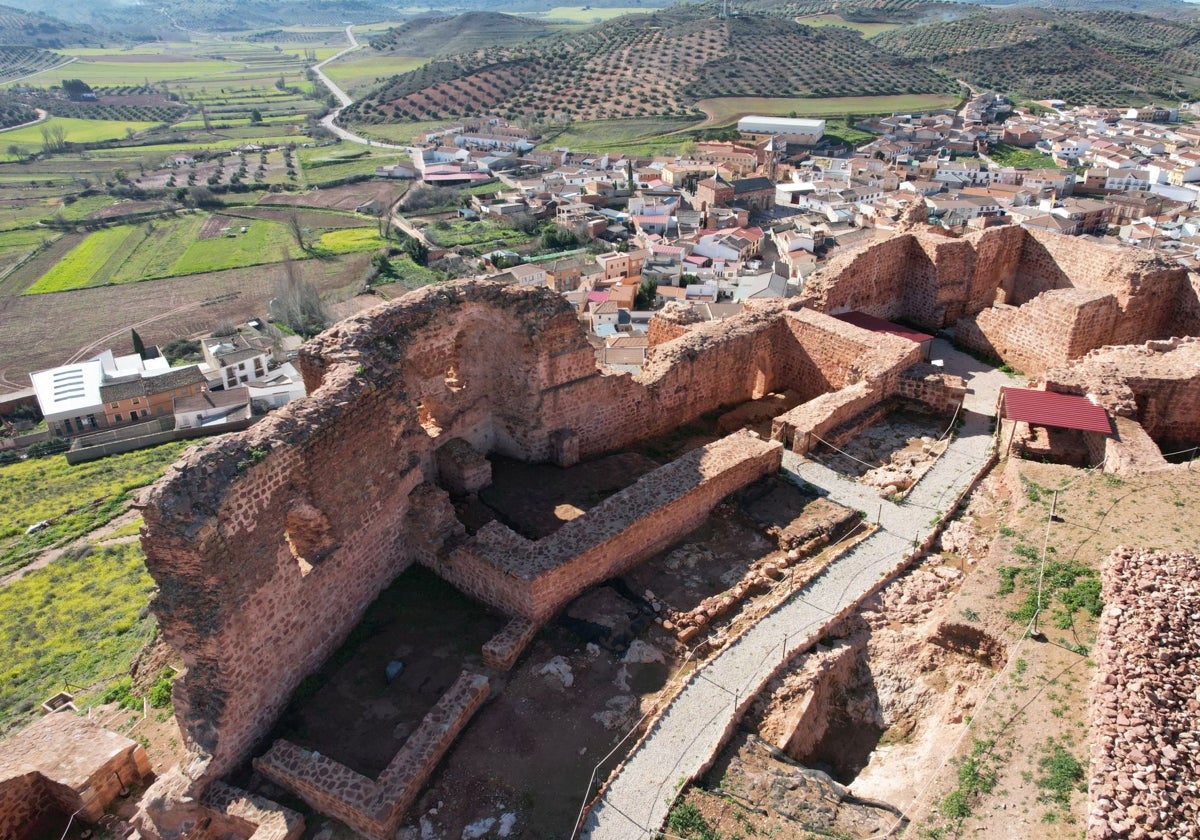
[796, 13, 902, 37]
[695, 92, 963, 126]
[0, 540, 158, 734]
[0, 116, 158, 146]
[540, 116, 699, 154]
[321, 54, 429, 98]
[536, 6, 654, 22]
[872, 8, 1200, 104]
[421, 217, 534, 250]
[0, 442, 190, 576]
[343, 7, 957, 126]
[23, 214, 308, 293]
[0, 47, 68, 86]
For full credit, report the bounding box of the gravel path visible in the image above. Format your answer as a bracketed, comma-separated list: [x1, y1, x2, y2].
[581, 341, 1008, 839]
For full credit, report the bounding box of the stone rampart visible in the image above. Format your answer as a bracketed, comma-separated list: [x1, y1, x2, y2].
[431, 431, 782, 621]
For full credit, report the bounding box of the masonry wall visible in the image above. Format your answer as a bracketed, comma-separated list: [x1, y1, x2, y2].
[0, 774, 54, 840]
[430, 432, 783, 621]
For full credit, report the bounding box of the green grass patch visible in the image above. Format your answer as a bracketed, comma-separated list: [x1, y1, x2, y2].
[0, 117, 158, 146]
[321, 54, 428, 96]
[0, 541, 158, 734]
[0, 227, 58, 258]
[422, 218, 532, 249]
[696, 92, 962, 127]
[35, 55, 239, 86]
[987, 141, 1058, 169]
[317, 227, 384, 254]
[1035, 740, 1085, 807]
[539, 117, 700, 155]
[0, 442, 190, 575]
[169, 217, 302, 275]
[23, 225, 136, 293]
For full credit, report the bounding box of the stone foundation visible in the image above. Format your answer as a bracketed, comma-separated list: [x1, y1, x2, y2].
[481, 618, 539, 671]
[253, 671, 489, 840]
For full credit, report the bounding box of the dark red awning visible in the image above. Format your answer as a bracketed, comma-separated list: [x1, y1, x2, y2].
[834, 311, 934, 345]
[1003, 388, 1113, 435]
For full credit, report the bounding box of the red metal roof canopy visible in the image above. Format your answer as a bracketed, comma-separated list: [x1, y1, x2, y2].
[1002, 388, 1113, 435]
[834, 311, 934, 345]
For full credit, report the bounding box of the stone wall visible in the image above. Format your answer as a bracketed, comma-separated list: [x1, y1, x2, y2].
[1045, 337, 1200, 449]
[1088, 548, 1200, 839]
[430, 431, 782, 621]
[252, 672, 489, 840]
[801, 223, 1198, 375]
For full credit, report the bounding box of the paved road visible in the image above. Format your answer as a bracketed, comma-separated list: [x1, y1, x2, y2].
[0, 108, 47, 136]
[581, 340, 1008, 839]
[313, 26, 407, 150]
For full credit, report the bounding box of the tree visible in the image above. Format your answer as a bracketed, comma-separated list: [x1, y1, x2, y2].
[249, 108, 263, 124]
[61, 78, 92, 98]
[130, 329, 146, 359]
[634, 278, 658, 310]
[270, 256, 330, 337]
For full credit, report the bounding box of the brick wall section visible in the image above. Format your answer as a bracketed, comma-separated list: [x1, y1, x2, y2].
[0, 774, 52, 840]
[482, 618, 539, 670]
[801, 224, 1198, 374]
[0, 715, 152, 838]
[253, 672, 489, 840]
[200, 782, 304, 840]
[897, 365, 968, 414]
[430, 432, 782, 621]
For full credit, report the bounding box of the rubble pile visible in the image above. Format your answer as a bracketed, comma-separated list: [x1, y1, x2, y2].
[1088, 548, 1200, 839]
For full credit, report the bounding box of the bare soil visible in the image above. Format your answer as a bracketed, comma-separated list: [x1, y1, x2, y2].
[259, 181, 406, 212]
[675, 456, 1200, 839]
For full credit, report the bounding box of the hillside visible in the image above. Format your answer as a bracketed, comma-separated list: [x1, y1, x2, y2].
[368, 13, 558, 57]
[0, 3, 113, 48]
[872, 8, 1200, 103]
[342, 7, 957, 125]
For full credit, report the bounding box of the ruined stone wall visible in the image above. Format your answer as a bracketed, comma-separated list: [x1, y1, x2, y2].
[1045, 337, 1200, 448]
[1088, 548, 1200, 839]
[0, 774, 53, 840]
[957, 288, 1121, 376]
[431, 432, 783, 621]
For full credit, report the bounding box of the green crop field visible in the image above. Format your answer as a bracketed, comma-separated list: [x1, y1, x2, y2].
[797, 14, 901, 38]
[322, 54, 428, 95]
[317, 227, 385, 253]
[0, 117, 157, 146]
[24, 215, 306, 292]
[40, 55, 240, 86]
[0, 442, 190, 575]
[23, 225, 134, 293]
[0, 541, 157, 733]
[0, 228, 58, 257]
[696, 93, 962, 126]
[541, 117, 700, 154]
[423, 218, 532, 249]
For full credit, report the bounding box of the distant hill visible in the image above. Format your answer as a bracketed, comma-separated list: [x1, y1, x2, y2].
[872, 8, 1200, 103]
[368, 12, 558, 57]
[0, 3, 115, 48]
[342, 6, 957, 125]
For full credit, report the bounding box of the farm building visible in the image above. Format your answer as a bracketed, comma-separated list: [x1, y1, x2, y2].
[737, 116, 826, 144]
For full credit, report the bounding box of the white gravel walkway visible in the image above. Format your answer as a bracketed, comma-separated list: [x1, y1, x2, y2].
[580, 341, 1009, 839]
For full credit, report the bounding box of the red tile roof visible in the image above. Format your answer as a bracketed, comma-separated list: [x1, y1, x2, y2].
[833, 311, 934, 345]
[1002, 388, 1113, 435]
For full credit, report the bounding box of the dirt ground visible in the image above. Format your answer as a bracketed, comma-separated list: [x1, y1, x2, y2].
[812, 407, 951, 495]
[259, 181, 406, 212]
[670, 455, 1200, 840]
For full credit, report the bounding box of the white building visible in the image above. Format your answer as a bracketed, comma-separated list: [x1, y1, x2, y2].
[737, 116, 825, 144]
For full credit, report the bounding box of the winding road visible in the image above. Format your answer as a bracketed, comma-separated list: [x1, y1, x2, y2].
[313, 26, 407, 150]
